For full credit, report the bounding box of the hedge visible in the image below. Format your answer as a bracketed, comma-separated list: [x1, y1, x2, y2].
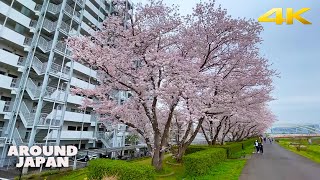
[185, 145, 209, 155]
[185, 138, 257, 158]
[183, 148, 227, 176]
[241, 138, 257, 149]
[87, 159, 155, 180]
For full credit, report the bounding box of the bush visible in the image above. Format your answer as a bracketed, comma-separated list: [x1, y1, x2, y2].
[183, 148, 227, 177]
[185, 145, 209, 155]
[219, 143, 243, 159]
[241, 138, 256, 149]
[88, 159, 155, 180]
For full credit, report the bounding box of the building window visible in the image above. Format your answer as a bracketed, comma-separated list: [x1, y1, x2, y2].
[83, 127, 88, 131]
[68, 126, 77, 131]
[0, 96, 11, 101]
[8, 74, 18, 78]
[2, 48, 12, 53]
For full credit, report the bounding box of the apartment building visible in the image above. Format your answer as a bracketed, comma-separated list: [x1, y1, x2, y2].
[0, 0, 132, 166]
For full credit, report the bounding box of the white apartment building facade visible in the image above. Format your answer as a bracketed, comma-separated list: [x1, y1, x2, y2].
[0, 0, 132, 166]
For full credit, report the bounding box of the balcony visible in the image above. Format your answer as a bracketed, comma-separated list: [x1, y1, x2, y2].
[64, 4, 81, 22]
[83, 11, 99, 26]
[0, 1, 31, 28]
[0, 74, 17, 90]
[66, 61, 97, 79]
[55, 41, 72, 56]
[47, 109, 92, 123]
[0, 25, 26, 47]
[67, 94, 85, 105]
[16, 0, 36, 13]
[81, 22, 95, 35]
[46, 130, 94, 140]
[85, 0, 105, 20]
[35, 3, 61, 15]
[0, 101, 11, 114]
[0, 49, 24, 67]
[71, 77, 95, 89]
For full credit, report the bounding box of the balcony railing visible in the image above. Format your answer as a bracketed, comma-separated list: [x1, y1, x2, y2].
[60, 21, 69, 33]
[77, 0, 84, 7]
[55, 41, 72, 56]
[23, 37, 33, 46]
[64, 4, 81, 22]
[3, 101, 13, 112]
[38, 115, 61, 126]
[47, 3, 62, 14]
[0, 137, 6, 145]
[50, 62, 71, 79]
[43, 18, 57, 32]
[37, 36, 52, 52]
[17, 57, 25, 66]
[13, 128, 25, 146]
[32, 56, 46, 74]
[34, 4, 42, 11]
[34, 142, 56, 147]
[26, 78, 41, 98]
[10, 78, 19, 88]
[29, 20, 37, 28]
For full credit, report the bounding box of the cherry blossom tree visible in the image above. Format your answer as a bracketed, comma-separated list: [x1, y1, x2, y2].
[68, 0, 277, 169]
[168, 0, 277, 160]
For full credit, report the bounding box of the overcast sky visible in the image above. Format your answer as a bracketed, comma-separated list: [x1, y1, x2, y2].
[136, 0, 320, 125]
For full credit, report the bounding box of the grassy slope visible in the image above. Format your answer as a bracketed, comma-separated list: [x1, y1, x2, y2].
[278, 139, 320, 163]
[20, 144, 254, 180]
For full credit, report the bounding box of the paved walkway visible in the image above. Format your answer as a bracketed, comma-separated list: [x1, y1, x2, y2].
[240, 143, 320, 180]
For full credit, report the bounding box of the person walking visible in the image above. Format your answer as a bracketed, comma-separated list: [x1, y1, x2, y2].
[254, 140, 259, 153]
[258, 142, 264, 153]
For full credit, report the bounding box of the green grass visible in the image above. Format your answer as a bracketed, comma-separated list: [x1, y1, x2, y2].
[57, 168, 88, 180]
[131, 154, 185, 179]
[53, 153, 246, 180]
[184, 159, 246, 180]
[19, 141, 255, 180]
[233, 144, 256, 158]
[17, 168, 88, 180]
[278, 139, 320, 163]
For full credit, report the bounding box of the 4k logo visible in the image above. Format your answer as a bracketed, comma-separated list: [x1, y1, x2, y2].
[258, 8, 312, 25]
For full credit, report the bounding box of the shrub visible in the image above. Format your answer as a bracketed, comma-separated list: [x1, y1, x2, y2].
[219, 143, 243, 158]
[241, 138, 256, 149]
[87, 159, 155, 180]
[183, 148, 227, 176]
[185, 145, 209, 155]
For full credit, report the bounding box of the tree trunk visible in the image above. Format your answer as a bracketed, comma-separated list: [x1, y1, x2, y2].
[212, 118, 224, 145]
[175, 144, 187, 163]
[175, 117, 205, 162]
[152, 132, 164, 171]
[152, 148, 164, 171]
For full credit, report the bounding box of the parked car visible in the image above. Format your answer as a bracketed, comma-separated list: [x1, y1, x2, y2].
[73, 154, 98, 162]
[72, 154, 89, 162]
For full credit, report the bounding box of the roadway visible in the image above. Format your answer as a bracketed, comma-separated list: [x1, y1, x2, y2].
[240, 143, 320, 180]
